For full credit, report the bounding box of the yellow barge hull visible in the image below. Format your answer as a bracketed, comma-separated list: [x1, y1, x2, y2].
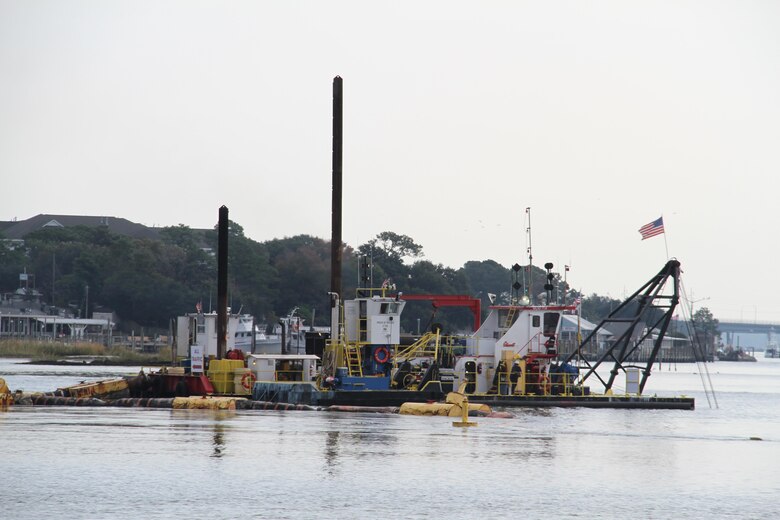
[57, 378, 130, 399]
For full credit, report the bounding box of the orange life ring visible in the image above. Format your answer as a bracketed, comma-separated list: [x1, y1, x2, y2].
[241, 372, 257, 390]
[373, 346, 390, 364]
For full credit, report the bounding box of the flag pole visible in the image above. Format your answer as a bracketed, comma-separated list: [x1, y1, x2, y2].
[576, 289, 582, 369]
[662, 214, 670, 259]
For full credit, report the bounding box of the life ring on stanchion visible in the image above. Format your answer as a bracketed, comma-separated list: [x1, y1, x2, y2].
[241, 372, 257, 390]
[373, 346, 390, 364]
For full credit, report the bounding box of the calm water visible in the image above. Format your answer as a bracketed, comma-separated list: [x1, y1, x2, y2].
[2, 358, 779, 519]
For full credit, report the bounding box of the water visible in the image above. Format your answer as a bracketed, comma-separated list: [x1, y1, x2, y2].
[2, 358, 779, 519]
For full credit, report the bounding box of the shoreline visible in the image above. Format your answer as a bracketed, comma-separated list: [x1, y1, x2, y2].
[1, 355, 170, 367]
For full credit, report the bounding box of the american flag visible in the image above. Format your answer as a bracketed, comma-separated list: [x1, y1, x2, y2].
[573, 296, 581, 306]
[638, 216, 665, 240]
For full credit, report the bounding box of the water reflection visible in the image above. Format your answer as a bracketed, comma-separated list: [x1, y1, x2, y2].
[324, 431, 340, 476]
[212, 423, 226, 458]
[165, 409, 234, 459]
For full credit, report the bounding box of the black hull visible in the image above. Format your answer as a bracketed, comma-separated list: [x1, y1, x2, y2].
[469, 394, 695, 410]
[314, 389, 444, 407]
[251, 381, 694, 410]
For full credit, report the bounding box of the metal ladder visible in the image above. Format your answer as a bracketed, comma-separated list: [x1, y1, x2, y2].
[504, 307, 517, 328]
[344, 343, 363, 377]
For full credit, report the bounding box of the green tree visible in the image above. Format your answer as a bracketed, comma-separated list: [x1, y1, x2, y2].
[358, 232, 423, 287]
[460, 260, 511, 308]
[0, 240, 28, 292]
[579, 293, 622, 323]
[3, 220, 690, 338]
[264, 234, 352, 326]
[692, 307, 719, 337]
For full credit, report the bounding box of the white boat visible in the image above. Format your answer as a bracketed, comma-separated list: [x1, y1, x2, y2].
[175, 310, 283, 358]
[249, 308, 329, 355]
[233, 315, 257, 352]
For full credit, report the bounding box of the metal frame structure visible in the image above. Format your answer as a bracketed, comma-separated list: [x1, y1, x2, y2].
[561, 259, 681, 394]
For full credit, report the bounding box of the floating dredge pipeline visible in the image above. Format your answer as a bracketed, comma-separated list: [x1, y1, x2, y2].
[15, 394, 324, 412]
[11, 393, 508, 416]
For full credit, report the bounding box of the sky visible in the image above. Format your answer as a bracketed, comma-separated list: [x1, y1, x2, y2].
[1, 1, 779, 323]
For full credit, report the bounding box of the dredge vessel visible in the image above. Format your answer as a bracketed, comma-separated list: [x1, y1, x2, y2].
[242, 258, 693, 410]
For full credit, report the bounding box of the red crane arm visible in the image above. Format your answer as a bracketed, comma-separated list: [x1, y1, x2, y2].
[397, 294, 482, 331]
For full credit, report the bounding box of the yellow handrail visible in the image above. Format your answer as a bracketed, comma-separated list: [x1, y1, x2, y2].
[395, 331, 440, 363]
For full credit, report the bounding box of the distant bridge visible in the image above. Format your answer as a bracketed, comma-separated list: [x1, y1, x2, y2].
[717, 319, 780, 345]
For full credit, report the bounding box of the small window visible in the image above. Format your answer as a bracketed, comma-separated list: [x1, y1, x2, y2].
[276, 359, 304, 381]
[532, 315, 541, 327]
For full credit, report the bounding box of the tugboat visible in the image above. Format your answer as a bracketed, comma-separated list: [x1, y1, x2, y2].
[717, 346, 757, 362]
[251, 284, 451, 407]
[449, 261, 578, 398]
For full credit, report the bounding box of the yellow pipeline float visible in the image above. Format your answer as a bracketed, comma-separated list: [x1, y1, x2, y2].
[0, 378, 13, 408]
[172, 396, 245, 410]
[399, 391, 491, 417]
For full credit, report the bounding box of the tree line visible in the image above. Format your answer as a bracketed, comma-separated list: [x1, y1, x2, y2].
[1, 223, 691, 335]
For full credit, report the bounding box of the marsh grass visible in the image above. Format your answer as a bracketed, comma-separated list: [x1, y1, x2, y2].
[0, 340, 172, 364]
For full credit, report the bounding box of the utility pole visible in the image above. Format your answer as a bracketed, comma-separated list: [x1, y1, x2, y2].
[689, 291, 710, 359]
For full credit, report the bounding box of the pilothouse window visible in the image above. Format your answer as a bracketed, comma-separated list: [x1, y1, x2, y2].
[543, 313, 560, 335]
[380, 302, 399, 314]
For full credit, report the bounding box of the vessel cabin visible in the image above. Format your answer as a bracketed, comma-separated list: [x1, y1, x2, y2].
[334, 293, 406, 382]
[469, 305, 570, 357]
[344, 296, 405, 345]
[245, 354, 319, 383]
[175, 312, 244, 358]
[453, 304, 574, 394]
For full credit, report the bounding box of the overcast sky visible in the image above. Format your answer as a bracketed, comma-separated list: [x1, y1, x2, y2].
[2, 1, 779, 322]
